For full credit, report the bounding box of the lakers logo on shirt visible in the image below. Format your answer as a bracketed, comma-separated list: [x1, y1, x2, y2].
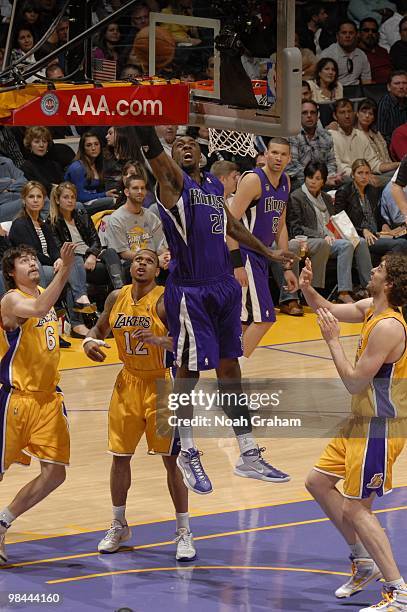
[366, 473, 384, 489]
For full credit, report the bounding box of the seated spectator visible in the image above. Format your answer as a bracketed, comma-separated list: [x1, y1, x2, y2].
[0, 231, 12, 296]
[286, 100, 343, 190]
[307, 57, 343, 103]
[0, 126, 25, 169]
[391, 154, 407, 219]
[104, 173, 168, 281]
[65, 131, 117, 214]
[390, 16, 407, 69]
[380, 175, 407, 227]
[356, 98, 395, 165]
[22, 126, 64, 196]
[329, 98, 399, 177]
[347, 0, 396, 26]
[92, 21, 123, 74]
[10, 25, 42, 81]
[16, 1, 41, 40]
[45, 62, 64, 80]
[121, 2, 150, 65]
[114, 159, 150, 209]
[377, 70, 407, 144]
[8, 181, 93, 338]
[358, 17, 392, 83]
[294, 32, 317, 78]
[287, 161, 372, 303]
[298, 3, 329, 55]
[0, 155, 27, 222]
[335, 159, 406, 255]
[203, 55, 214, 80]
[379, 0, 407, 51]
[301, 80, 313, 101]
[319, 20, 372, 86]
[119, 63, 142, 80]
[161, 0, 201, 46]
[390, 123, 407, 160]
[156, 125, 179, 156]
[255, 152, 266, 168]
[49, 181, 124, 297]
[103, 125, 145, 192]
[210, 160, 240, 205]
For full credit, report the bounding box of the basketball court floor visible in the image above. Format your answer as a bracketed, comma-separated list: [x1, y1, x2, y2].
[1, 310, 406, 611]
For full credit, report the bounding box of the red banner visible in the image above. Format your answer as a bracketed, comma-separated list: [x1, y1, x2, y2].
[6, 84, 189, 126]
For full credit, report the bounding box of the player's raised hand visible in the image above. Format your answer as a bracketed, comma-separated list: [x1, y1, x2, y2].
[132, 328, 162, 346]
[299, 258, 313, 289]
[316, 308, 340, 343]
[267, 248, 299, 265]
[83, 338, 110, 362]
[59, 242, 77, 269]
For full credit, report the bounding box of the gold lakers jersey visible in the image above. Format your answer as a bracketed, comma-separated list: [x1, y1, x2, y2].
[352, 307, 407, 418]
[109, 285, 168, 372]
[0, 288, 60, 393]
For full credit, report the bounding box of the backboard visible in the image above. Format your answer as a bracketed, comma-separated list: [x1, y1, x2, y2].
[148, 0, 301, 137]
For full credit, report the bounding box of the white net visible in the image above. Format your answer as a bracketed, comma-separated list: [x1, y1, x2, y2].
[208, 128, 258, 158]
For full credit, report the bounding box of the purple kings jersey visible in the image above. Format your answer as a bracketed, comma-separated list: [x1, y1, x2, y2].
[240, 168, 289, 251]
[157, 171, 231, 282]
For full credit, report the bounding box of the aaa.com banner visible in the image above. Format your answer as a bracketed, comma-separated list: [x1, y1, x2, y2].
[6, 84, 189, 126]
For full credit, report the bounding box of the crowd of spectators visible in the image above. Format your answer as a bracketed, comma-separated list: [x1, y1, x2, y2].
[0, 0, 406, 342]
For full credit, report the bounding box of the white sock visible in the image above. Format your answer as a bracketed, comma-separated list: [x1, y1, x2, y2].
[385, 577, 406, 591]
[236, 433, 257, 454]
[112, 505, 126, 525]
[178, 426, 195, 451]
[350, 541, 370, 559]
[176, 512, 190, 532]
[0, 508, 15, 529]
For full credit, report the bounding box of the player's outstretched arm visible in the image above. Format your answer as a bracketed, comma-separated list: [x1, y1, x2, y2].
[1, 242, 76, 323]
[224, 204, 298, 266]
[317, 309, 404, 394]
[299, 258, 372, 323]
[134, 126, 184, 208]
[82, 289, 119, 362]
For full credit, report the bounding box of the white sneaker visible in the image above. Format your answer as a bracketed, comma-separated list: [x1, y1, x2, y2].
[0, 529, 7, 565]
[175, 528, 196, 561]
[97, 520, 131, 554]
[335, 557, 382, 598]
[359, 588, 407, 611]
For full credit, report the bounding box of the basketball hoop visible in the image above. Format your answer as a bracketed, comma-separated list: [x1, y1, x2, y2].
[208, 128, 258, 158]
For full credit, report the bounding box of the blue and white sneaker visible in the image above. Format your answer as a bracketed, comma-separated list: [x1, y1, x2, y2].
[234, 446, 291, 482]
[176, 448, 213, 495]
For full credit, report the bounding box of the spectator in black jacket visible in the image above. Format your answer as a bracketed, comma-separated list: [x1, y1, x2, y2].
[335, 159, 407, 256]
[22, 126, 64, 197]
[49, 181, 124, 295]
[8, 181, 94, 339]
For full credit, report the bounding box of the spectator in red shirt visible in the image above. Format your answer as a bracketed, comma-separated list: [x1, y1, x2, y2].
[390, 123, 407, 159]
[358, 16, 392, 83]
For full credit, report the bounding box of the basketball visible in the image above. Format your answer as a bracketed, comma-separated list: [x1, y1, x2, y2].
[132, 26, 176, 71]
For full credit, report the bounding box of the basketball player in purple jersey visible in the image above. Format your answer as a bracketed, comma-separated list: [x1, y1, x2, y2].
[133, 127, 296, 494]
[228, 138, 298, 362]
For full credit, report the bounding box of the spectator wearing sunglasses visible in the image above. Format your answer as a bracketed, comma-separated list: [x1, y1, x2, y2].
[390, 16, 407, 69]
[358, 17, 392, 83]
[320, 20, 372, 86]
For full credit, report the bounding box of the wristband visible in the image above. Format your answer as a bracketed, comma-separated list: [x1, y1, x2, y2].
[230, 249, 244, 269]
[82, 337, 107, 349]
[283, 264, 293, 271]
[134, 126, 164, 159]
